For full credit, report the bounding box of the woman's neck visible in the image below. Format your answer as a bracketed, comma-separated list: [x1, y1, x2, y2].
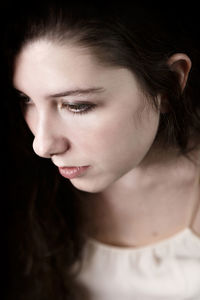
[76, 147, 200, 247]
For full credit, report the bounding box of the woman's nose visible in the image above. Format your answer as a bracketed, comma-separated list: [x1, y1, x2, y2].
[32, 115, 70, 158]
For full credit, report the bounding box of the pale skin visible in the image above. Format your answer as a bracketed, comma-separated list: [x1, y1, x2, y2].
[13, 40, 200, 247]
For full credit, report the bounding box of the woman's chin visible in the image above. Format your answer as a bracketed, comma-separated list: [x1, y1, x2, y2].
[70, 177, 110, 194]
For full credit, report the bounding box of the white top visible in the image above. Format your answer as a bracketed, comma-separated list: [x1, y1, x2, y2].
[72, 228, 200, 300]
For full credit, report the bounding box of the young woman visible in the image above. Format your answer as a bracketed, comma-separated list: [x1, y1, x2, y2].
[4, 1, 200, 299]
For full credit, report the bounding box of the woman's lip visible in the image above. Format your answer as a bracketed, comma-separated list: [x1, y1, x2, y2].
[58, 166, 89, 179]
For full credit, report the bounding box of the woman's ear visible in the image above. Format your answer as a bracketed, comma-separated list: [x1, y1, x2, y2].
[167, 53, 192, 91]
[159, 53, 192, 114]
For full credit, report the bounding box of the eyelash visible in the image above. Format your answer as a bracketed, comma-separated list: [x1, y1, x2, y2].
[60, 102, 96, 115]
[18, 95, 96, 115]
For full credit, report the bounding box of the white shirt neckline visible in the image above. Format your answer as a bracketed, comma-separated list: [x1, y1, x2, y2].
[86, 227, 200, 253]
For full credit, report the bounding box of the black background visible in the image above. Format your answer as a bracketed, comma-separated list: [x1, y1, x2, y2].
[1, 1, 200, 299]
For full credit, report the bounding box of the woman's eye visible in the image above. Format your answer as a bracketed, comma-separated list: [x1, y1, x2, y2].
[17, 95, 33, 112]
[22, 97, 31, 104]
[61, 103, 95, 114]
[18, 94, 32, 106]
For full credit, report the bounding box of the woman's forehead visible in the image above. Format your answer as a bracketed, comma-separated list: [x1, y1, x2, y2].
[13, 40, 141, 97]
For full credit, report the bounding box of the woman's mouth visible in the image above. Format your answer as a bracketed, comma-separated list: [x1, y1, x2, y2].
[58, 166, 90, 179]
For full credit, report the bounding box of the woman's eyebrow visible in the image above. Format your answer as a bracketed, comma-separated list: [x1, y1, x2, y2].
[47, 87, 106, 98]
[13, 88, 27, 97]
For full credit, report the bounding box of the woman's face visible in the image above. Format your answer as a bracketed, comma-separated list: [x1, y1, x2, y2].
[13, 40, 160, 193]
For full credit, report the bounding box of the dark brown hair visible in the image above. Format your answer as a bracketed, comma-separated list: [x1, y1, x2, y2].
[4, 1, 200, 299]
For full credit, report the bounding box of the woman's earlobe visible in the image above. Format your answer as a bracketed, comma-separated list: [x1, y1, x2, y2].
[168, 53, 192, 92]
